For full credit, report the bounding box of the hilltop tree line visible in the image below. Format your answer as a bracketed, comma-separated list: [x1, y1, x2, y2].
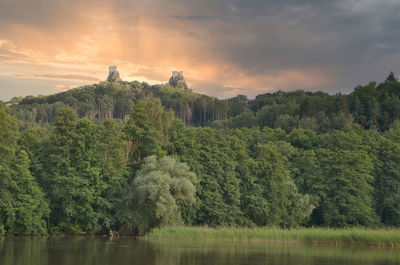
[7, 72, 400, 133]
[2, 80, 400, 234]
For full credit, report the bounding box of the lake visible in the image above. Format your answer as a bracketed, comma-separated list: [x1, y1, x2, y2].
[1, 237, 400, 265]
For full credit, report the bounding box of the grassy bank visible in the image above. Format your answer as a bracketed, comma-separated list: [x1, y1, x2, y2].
[146, 226, 400, 247]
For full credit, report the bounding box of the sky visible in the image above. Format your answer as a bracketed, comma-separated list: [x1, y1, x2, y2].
[1, 0, 400, 101]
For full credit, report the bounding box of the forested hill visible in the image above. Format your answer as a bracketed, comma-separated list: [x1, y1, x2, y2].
[5, 71, 400, 132]
[2, 72, 400, 236]
[7, 80, 244, 128]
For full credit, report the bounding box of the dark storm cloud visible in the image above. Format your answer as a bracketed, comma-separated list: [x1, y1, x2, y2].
[173, 0, 400, 67]
[165, 0, 400, 91]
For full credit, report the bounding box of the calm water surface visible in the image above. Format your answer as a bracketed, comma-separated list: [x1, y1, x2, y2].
[1, 237, 400, 265]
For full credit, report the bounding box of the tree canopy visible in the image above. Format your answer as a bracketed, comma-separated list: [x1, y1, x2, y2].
[2, 73, 400, 235]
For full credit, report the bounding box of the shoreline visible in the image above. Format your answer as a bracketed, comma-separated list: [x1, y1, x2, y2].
[0, 233, 104, 237]
[146, 226, 400, 248]
[3, 226, 400, 248]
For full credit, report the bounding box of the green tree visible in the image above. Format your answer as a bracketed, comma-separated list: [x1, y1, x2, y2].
[373, 131, 400, 226]
[0, 105, 49, 235]
[288, 128, 319, 150]
[312, 131, 376, 226]
[254, 142, 313, 227]
[41, 108, 120, 233]
[123, 156, 196, 235]
[0, 150, 49, 235]
[124, 98, 174, 164]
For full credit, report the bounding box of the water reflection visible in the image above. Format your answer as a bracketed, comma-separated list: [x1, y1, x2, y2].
[0, 237, 399, 265]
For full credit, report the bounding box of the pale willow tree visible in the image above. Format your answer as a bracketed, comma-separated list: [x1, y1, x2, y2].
[127, 156, 196, 235]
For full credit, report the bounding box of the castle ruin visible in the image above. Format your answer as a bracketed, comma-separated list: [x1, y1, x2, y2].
[107, 66, 121, 82]
[169, 71, 187, 88]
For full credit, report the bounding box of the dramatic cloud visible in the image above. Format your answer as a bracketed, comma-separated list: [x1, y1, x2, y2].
[1, 0, 400, 100]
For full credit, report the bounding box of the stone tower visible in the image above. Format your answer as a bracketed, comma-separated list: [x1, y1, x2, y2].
[169, 71, 187, 88]
[107, 66, 121, 82]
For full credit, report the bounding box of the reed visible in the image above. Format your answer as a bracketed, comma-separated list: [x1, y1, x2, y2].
[146, 226, 400, 247]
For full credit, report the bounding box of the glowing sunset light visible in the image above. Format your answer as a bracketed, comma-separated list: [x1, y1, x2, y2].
[1, 0, 400, 100]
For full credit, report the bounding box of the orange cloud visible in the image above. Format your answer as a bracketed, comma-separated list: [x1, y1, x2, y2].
[13, 74, 100, 82]
[0, 0, 339, 99]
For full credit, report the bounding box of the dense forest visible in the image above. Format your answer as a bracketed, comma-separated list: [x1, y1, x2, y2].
[8, 72, 400, 132]
[1, 72, 400, 235]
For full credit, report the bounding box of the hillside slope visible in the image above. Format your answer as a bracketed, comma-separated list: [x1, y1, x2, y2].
[5, 72, 400, 132]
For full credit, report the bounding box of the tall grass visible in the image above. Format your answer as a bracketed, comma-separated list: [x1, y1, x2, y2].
[146, 226, 400, 247]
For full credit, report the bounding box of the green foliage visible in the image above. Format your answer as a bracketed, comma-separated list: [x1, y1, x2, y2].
[123, 156, 196, 235]
[4, 73, 400, 235]
[373, 130, 400, 226]
[148, 226, 400, 247]
[39, 108, 126, 234]
[312, 131, 376, 226]
[170, 126, 313, 227]
[288, 128, 319, 150]
[8, 71, 400, 132]
[124, 98, 176, 164]
[0, 105, 18, 163]
[0, 150, 49, 235]
[212, 110, 256, 129]
[0, 105, 49, 235]
[254, 142, 313, 227]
